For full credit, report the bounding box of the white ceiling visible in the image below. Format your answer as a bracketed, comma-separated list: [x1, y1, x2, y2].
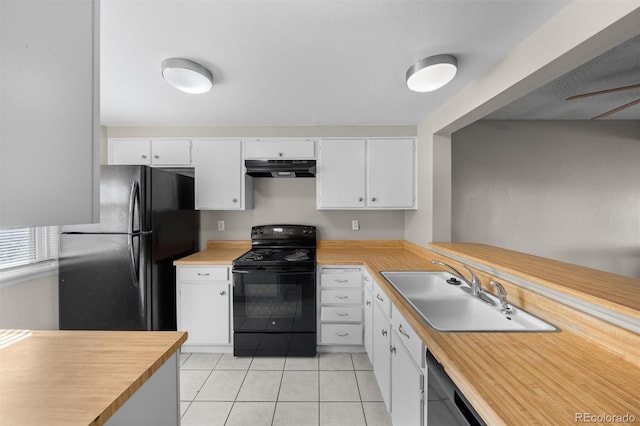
[100, 0, 571, 127]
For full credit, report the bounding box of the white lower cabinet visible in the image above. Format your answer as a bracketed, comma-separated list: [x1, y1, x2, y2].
[391, 331, 424, 426]
[363, 272, 374, 361]
[176, 266, 232, 352]
[367, 273, 427, 426]
[391, 309, 426, 426]
[373, 293, 392, 410]
[318, 266, 364, 347]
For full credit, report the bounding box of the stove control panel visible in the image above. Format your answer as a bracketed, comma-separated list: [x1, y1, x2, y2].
[250, 225, 316, 240]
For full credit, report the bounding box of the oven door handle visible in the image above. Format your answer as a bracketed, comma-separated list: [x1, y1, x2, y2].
[232, 268, 314, 275]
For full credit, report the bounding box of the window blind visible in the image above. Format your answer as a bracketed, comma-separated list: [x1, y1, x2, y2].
[0, 227, 58, 271]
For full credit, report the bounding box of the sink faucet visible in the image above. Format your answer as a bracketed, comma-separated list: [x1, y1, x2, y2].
[431, 260, 496, 306]
[490, 281, 515, 316]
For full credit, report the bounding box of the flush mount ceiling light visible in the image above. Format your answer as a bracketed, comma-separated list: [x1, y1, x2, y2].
[406, 54, 457, 93]
[161, 58, 213, 94]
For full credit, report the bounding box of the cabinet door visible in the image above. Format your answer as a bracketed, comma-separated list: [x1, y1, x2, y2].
[1, 0, 99, 227]
[179, 282, 230, 345]
[245, 139, 315, 159]
[317, 139, 366, 208]
[373, 303, 391, 410]
[367, 139, 415, 208]
[364, 285, 374, 362]
[108, 139, 152, 165]
[151, 139, 191, 165]
[193, 139, 245, 210]
[391, 331, 424, 426]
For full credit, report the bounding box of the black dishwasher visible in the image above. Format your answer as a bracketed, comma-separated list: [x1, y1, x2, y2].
[427, 349, 486, 426]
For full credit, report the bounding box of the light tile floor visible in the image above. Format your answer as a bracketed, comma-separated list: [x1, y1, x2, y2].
[179, 352, 393, 426]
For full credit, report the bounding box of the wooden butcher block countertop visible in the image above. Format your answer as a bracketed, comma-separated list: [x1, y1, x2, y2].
[0, 330, 187, 426]
[318, 240, 640, 425]
[173, 240, 250, 265]
[175, 240, 640, 425]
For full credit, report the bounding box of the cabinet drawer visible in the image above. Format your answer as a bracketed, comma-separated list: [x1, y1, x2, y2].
[178, 266, 228, 282]
[320, 324, 363, 345]
[392, 304, 424, 367]
[321, 306, 362, 323]
[245, 139, 315, 159]
[320, 289, 362, 305]
[373, 280, 391, 318]
[320, 272, 362, 288]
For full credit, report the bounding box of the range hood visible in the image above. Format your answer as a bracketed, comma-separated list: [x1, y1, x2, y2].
[245, 160, 316, 178]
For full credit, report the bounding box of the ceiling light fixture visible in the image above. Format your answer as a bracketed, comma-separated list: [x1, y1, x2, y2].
[406, 54, 457, 93]
[161, 58, 213, 94]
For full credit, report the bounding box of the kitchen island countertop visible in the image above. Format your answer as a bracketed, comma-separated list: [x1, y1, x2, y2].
[0, 330, 186, 426]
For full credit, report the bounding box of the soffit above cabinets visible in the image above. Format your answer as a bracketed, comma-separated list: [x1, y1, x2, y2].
[487, 33, 640, 120]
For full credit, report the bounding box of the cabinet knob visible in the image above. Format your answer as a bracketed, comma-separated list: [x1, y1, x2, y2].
[153, 154, 159, 159]
[376, 294, 384, 302]
[390, 345, 396, 354]
[141, 155, 147, 159]
[232, 198, 238, 203]
[278, 152, 283, 157]
[381, 329, 387, 336]
[219, 290, 226, 295]
[358, 197, 363, 202]
[365, 300, 371, 306]
[371, 197, 377, 202]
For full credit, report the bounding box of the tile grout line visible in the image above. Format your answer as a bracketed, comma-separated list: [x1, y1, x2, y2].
[351, 353, 370, 426]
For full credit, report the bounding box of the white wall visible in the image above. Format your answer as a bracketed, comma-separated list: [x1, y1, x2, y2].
[0, 272, 58, 329]
[405, 3, 640, 248]
[201, 178, 404, 245]
[451, 120, 640, 279]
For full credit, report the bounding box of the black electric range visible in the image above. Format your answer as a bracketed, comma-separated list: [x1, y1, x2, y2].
[232, 225, 317, 357]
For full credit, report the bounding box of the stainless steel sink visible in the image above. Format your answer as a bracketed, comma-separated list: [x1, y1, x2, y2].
[380, 271, 558, 332]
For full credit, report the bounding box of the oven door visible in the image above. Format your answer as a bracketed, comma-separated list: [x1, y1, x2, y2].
[232, 266, 316, 356]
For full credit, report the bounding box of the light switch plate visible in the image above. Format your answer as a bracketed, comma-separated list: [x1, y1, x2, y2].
[351, 220, 359, 231]
[217, 220, 225, 231]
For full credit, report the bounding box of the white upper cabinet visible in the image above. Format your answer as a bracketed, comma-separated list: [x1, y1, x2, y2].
[367, 138, 415, 209]
[317, 138, 416, 210]
[317, 139, 366, 208]
[108, 139, 192, 166]
[193, 139, 253, 210]
[245, 139, 316, 159]
[0, 0, 99, 227]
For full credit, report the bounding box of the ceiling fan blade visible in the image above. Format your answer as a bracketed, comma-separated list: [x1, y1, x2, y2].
[567, 83, 640, 100]
[591, 98, 640, 119]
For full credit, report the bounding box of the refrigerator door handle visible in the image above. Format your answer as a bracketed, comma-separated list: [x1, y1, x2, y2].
[129, 180, 141, 234]
[128, 233, 140, 286]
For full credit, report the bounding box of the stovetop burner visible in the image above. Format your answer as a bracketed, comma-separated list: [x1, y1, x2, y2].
[284, 249, 310, 262]
[242, 249, 275, 261]
[232, 225, 317, 268]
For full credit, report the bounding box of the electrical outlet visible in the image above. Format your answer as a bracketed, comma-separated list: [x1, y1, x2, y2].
[217, 220, 225, 231]
[351, 220, 359, 231]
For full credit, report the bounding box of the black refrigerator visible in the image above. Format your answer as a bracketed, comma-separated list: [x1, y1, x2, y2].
[59, 165, 199, 331]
